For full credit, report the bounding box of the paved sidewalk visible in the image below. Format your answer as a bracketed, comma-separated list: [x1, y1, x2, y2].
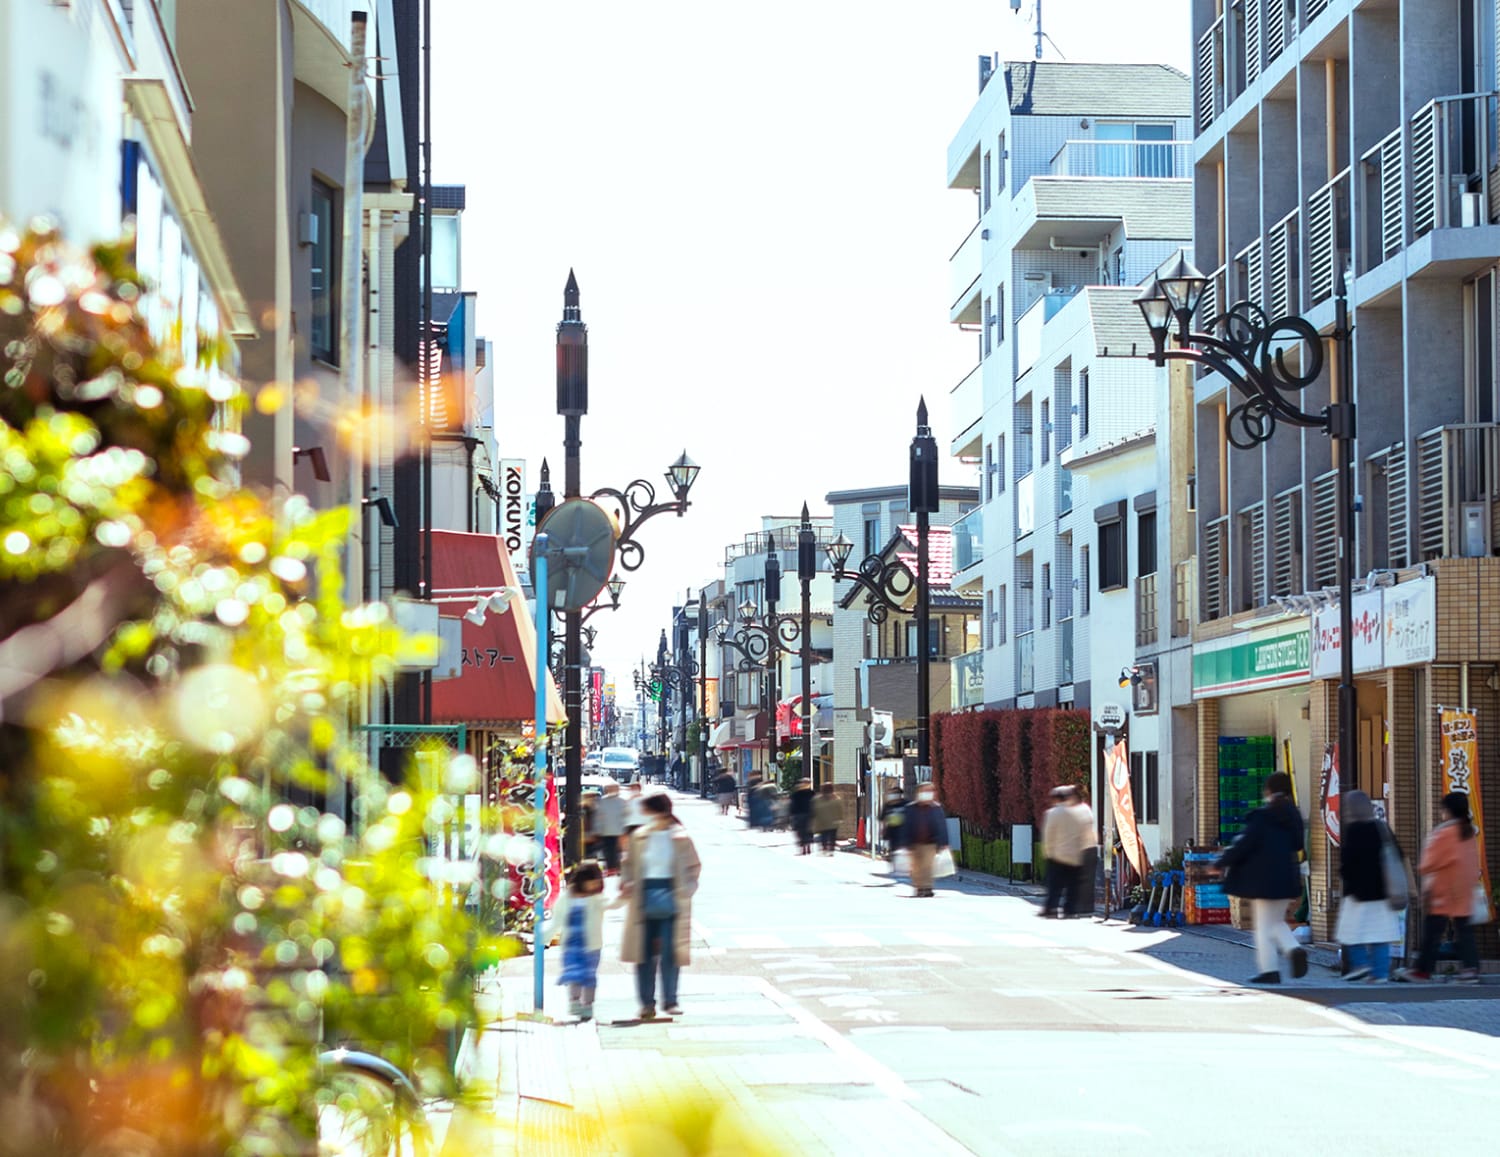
[444, 970, 972, 1156]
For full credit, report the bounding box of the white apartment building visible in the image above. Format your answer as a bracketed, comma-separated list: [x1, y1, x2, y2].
[944, 60, 1194, 841]
[1189, 0, 1500, 940]
[0, 0, 253, 377]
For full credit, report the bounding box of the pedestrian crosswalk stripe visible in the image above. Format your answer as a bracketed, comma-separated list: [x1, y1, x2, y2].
[732, 933, 789, 949]
[921, 932, 971, 947]
[990, 932, 1058, 948]
[821, 931, 880, 948]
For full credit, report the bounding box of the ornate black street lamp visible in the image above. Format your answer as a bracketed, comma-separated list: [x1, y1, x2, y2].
[1134, 254, 1356, 830]
[796, 504, 818, 786]
[549, 273, 699, 863]
[647, 628, 698, 787]
[825, 401, 940, 772]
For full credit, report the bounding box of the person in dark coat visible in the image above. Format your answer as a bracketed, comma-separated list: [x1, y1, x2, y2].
[788, 778, 816, 854]
[901, 785, 950, 898]
[1219, 771, 1307, 984]
[1335, 790, 1403, 982]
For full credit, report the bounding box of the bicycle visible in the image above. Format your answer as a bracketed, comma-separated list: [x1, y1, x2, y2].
[316, 1048, 433, 1157]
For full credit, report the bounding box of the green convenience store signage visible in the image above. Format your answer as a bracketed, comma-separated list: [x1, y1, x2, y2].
[1193, 621, 1311, 698]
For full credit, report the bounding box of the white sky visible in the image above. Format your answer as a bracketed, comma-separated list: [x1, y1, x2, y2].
[431, 0, 1192, 689]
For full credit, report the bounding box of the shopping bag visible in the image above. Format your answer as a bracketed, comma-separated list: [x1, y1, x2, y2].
[1473, 882, 1493, 926]
[1377, 823, 1410, 911]
[932, 849, 957, 879]
[891, 849, 912, 877]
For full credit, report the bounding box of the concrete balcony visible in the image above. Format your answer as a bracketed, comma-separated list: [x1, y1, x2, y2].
[950, 220, 983, 323]
[950, 363, 982, 460]
[1015, 289, 1079, 379]
[950, 506, 984, 595]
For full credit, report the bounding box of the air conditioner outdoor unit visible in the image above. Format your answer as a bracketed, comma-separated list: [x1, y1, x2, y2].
[1461, 501, 1489, 557]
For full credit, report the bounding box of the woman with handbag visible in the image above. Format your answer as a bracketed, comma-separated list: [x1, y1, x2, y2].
[620, 793, 702, 1019]
[1335, 791, 1404, 983]
[1401, 791, 1482, 983]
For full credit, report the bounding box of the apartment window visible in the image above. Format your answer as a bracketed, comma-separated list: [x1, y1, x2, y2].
[906, 619, 941, 659]
[996, 284, 1005, 343]
[309, 179, 338, 363]
[863, 516, 881, 559]
[1137, 509, 1158, 578]
[1097, 501, 1128, 591]
[1055, 371, 1073, 452]
[984, 295, 994, 357]
[1079, 544, 1091, 616]
[1130, 750, 1161, 823]
[1077, 369, 1089, 438]
[1014, 399, 1033, 478]
[1041, 562, 1052, 629]
[984, 444, 994, 502]
[984, 589, 994, 648]
[995, 435, 1006, 493]
[1040, 399, 1051, 464]
[996, 584, 1007, 644]
[996, 132, 1006, 193]
[1471, 271, 1496, 424]
[982, 150, 992, 212]
[1097, 122, 1176, 178]
[1015, 554, 1034, 633]
[1055, 532, 1074, 620]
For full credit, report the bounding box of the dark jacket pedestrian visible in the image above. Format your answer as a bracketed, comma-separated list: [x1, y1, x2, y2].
[788, 779, 816, 854]
[1335, 790, 1402, 982]
[1218, 772, 1306, 984]
[880, 788, 907, 853]
[901, 787, 949, 897]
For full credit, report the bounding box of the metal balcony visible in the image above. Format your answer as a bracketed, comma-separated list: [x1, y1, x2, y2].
[1047, 140, 1191, 179]
[1415, 423, 1500, 560]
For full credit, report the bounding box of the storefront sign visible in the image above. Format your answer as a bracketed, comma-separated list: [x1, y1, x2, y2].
[1440, 708, 1491, 898]
[1105, 737, 1151, 881]
[1192, 621, 1310, 698]
[1310, 589, 1384, 679]
[499, 459, 529, 580]
[1319, 743, 1340, 846]
[1383, 577, 1436, 668]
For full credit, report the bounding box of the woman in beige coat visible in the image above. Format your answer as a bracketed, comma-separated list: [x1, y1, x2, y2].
[619, 793, 702, 1019]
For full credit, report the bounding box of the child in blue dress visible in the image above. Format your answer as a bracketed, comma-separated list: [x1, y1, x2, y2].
[549, 859, 606, 1020]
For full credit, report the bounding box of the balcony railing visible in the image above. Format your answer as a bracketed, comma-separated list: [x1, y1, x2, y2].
[1415, 423, 1500, 559]
[1056, 618, 1074, 686]
[1410, 94, 1499, 238]
[1233, 238, 1262, 312]
[1048, 139, 1191, 179]
[952, 506, 984, 575]
[1016, 631, 1035, 696]
[1016, 473, 1036, 540]
[1307, 167, 1350, 304]
[724, 525, 839, 565]
[951, 362, 982, 454]
[1136, 572, 1159, 647]
[1173, 559, 1194, 638]
[1361, 128, 1405, 270]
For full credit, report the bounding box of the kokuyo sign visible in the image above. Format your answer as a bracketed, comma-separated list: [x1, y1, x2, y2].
[499, 459, 529, 579]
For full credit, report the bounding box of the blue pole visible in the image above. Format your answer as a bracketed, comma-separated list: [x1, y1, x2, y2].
[532, 535, 550, 1015]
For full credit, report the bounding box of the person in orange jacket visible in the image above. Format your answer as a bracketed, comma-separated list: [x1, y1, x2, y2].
[1401, 792, 1483, 983]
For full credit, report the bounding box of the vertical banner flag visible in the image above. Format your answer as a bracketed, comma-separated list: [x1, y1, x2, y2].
[499, 459, 529, 580]
[1319, 743, 1341, 846]
[1105, 737, 1150, 881]
[544, 773, 563, 907]
[1440, 708, 1491, 899]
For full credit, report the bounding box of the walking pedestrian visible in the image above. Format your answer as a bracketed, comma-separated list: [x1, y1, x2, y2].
[714, 769, 738, 816]
[788, 777, 816, 855]
[1401, 791, 1483, 983]
[593, 783, 627, 875]
[812, 783, 844, 855]
[622, 782, 645, 840]
[1335, 790, 1403, 982]
[1218, 771, 1308, 984]
[880, 785, 907, 858]
[1039, 786, 1097, 918]
[620, 793, 701, 1020]
[901, 783, 950, 898]
[545, 859, 606, 1021]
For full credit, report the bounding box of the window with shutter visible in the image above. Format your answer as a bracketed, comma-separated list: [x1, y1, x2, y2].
[1237, 502, 1266, 611]
[1311, 469, 1339, 589]
[1202, 515, 1229, 620]
[1271, 487, 1303, 596]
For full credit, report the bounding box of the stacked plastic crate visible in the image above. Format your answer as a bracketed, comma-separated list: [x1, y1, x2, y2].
[1218, 735, 1274, 845]
[1183, 851, 1230, 925]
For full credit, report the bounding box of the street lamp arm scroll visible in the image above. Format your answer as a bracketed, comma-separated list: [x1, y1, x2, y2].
[829, 554, 913, 625]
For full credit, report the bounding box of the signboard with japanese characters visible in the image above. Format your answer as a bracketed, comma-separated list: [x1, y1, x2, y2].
[1310, 588, 1384, 678]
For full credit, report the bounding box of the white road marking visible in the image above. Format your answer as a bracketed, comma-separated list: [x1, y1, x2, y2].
[989, 932, 1057, 948]
[820, 993, 881, 1008]
[733, 933, 788, 949]
[821, 931, 880, 948]
[919, 932, 971, 947]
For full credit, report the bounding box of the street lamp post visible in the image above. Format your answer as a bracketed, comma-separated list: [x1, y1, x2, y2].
[551, 273, 699, 864]
[647, 630, 698, 787]
[698, 587, 710, 798]
[1134, 255, 1357, 839]
[764, 533, 782, 786]
[910, 400, 940, 773]
[797, 504, 817, 785]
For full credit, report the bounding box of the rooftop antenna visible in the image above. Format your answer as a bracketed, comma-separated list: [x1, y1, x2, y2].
[1012, 0, 1065, 61]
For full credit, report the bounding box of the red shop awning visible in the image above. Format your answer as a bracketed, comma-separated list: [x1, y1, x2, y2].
[430, 530, 565, 728]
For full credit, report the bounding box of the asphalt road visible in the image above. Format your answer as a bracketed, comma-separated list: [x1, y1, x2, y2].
[658, 793, 1500, 1156]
